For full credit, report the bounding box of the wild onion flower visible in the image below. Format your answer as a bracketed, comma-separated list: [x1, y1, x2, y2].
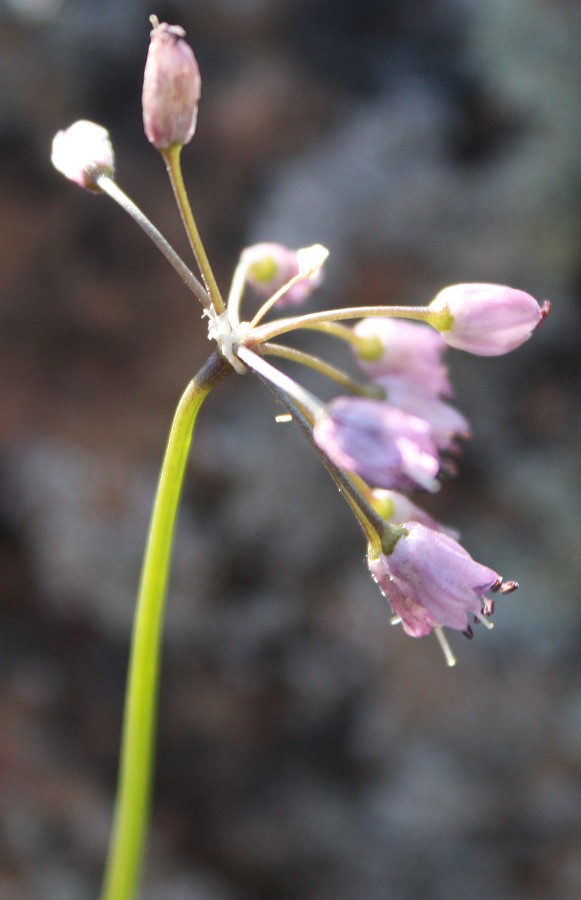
[313, 397, 441, 492]
[428, 282, 550, 355]
[367, 523, 518, 666]
[50, 17, 549, 899]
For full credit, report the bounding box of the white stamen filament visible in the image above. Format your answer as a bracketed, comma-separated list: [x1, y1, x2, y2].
[475, 611, 494, 630]
[434, 627, 457, 667]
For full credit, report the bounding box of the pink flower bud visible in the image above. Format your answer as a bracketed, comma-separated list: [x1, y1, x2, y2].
[354, 317, 452, 395]
[429, 283, 549, 356]
[51, 120, 115, 192]
[142, 17, 201, 150]
[240, 242, 326, 307]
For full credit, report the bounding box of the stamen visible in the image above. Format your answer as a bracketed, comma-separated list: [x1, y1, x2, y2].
[390, 616, 402, 626]
[434, 627, 457, 667]
[474, 611, 494, 630]
[491, 576, 519, 595]
[482, 598, 495, 616]
[275, 414, 292, 423]
[539, 300, 551, 323]
[463, 625, 474, 640]
[498, 579, 519, 595]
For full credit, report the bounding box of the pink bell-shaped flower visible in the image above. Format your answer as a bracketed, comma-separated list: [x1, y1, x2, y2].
[368, 523, 501, 637]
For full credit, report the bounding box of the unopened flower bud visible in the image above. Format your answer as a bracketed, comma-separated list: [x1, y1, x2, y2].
[142, 16, 201, 150]
[51, 120, 115, 192]
[429, 283, 549, 356]
[240, 242, 327, 307]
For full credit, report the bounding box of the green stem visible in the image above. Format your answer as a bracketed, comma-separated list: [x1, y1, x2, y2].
[162, 145, 226, 315]
[100, 352, 231, 900]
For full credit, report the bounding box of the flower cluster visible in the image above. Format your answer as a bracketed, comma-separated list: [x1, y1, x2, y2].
[51, 17, 549, 667]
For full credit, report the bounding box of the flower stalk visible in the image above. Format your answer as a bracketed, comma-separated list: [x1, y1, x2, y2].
[162, 145, 226, 314]
[96, 173, 210, 308]
[100, 352, 231, 900]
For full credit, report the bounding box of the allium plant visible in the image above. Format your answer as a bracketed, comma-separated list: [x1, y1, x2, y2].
[51, 16, 550, 900]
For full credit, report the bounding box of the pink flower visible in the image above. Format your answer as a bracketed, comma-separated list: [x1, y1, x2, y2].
[313, 397, 440, 492]
[142, 18, 201, 150]
[240, 242, 325, 307]
[354, 317, 451, 395]
[51, 120, 115, 191]
[376, 374, 470, 451]
[367, 523, 501, 637]
[429, 283, 549, 356]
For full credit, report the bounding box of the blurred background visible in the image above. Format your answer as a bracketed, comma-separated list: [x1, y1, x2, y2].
[1, 0, 581, 897]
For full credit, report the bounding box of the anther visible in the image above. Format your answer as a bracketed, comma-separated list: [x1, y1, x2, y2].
[499, 579, 519, 595]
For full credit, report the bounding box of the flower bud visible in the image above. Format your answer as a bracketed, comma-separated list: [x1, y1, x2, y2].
[354, 317, 451, 395]
[429, 283, 549, 356]
[142, 17, 201, 150]
[51, 120, 115, 192]
[240, 242, 326, 307]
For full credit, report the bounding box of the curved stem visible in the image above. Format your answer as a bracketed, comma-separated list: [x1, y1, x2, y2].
[96, 174, 210, 310]
[162, 145, 225, 315]
[248, 304, 434, 345]
[100, 352, 231, 900]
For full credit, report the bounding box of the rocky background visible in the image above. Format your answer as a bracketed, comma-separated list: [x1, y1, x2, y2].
[1, 0, 581, 897]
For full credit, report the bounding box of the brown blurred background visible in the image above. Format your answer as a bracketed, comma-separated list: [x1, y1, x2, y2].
[1, 1, 581, 897]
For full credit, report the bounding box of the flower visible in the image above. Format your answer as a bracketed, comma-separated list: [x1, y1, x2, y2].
[142, 17, 201, 150]
[51, 120, 115, 191]
[367, 522, 501, 637]
[354, 317, 451, 395]
[240, 242, 326, 307]
[313, 397, 440, 492]
[429, 283, 549, 356]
